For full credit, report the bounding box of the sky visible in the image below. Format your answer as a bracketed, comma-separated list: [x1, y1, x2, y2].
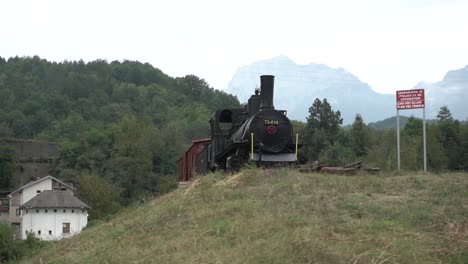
[1, 0, 467, 94]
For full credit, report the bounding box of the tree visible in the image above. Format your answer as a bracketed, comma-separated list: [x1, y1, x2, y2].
[426, 125, 448, 171]
[75, 174, 123, 219]
[437, 105, 453, 121]
[0, 223, 21, 262]
[403, 116, 423, 137]
[350, 114, 369, 157]
[302, 98, 343, 162]
[0, 146, 14, 189]
[110, 117, 158, 202]
[436, 106, 462, 169]
[291, 120, 306, 136]
[0, 122, 13, 138]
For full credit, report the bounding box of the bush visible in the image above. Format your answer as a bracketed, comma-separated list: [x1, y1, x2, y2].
[0, 223, 21, 262]
[0, 223, 44, 263]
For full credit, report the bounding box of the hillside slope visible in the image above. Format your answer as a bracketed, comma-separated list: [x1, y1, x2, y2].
[20, 168, 468, 264]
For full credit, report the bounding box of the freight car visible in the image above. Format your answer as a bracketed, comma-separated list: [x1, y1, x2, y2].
[177, 75, 299, 182]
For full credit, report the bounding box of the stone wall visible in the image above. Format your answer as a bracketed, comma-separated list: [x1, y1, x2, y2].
[0, 140, 60, 185]
[0, 140, 59, 162]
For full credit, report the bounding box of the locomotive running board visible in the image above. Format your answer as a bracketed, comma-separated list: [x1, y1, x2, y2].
[250, 153, 297, 162]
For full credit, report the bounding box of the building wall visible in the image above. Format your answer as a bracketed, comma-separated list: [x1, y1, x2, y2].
[8, 192, 21, 224]
[21, 208, 88, 240]
[22, 178, 53, 206]
[0, 140, 59, 186]
[9, 178, 54, 237]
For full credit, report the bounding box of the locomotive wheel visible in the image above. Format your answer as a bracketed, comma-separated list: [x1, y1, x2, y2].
[226, 150, 248, 171]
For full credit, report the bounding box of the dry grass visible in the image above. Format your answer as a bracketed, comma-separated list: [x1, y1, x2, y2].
[16, 168, 468, 264]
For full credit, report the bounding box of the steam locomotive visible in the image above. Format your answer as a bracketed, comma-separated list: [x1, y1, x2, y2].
[178, 75, 299, 181]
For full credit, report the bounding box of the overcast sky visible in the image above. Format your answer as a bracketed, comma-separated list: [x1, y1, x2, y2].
[1, 0, 467, 94]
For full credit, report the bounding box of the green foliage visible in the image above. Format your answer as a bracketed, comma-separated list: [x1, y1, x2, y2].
[403, 116, 423, 137]
[0, 56, 241, 204]
[158, 175, 178, 195]
[0, 222, 44, 263]
[291, 120, 306, 136]
[435, 107, 463, 170]
[302, 98, 343, 162]
[0, 222, 19, 262]
[75, 174, 123, 219]
[111, 117, 158, 202]
[350, 114, 369, 157]
[318, 142, 356, 166]
[437, 105, 453, 121]
[0, 146, 14, 189]
[299, 102, 467, 171]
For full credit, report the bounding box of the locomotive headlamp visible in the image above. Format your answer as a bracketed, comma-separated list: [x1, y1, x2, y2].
[266, 125, 277, 135]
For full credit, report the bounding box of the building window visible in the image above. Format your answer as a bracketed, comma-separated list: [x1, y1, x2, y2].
[45, 209, 48, 213]
[25, 210, 28, 214]
[62, 223, 70, 234]
[16, 209, 21, 215]
[54, 209, 57, 213]
[36, 190, 41, 194]
[63, 209, 66, 213]
[49, 230, 52, 235]
[38, 230, 41, 235]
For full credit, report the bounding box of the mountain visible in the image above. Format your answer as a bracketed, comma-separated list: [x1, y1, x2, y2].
[367, 116, 411, 130]
[415, 65, 468, 121]
[226, 56, 468, 124]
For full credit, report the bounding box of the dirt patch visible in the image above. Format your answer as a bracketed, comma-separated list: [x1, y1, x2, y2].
[215, 172, 243, 187]
[446, 222, 468, 240]
[183, 179, 200, 195]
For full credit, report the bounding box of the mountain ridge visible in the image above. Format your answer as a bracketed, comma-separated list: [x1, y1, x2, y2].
[226, 56, 468, 124]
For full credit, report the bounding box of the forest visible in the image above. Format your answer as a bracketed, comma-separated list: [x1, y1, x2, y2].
[0, 56, 467, 220]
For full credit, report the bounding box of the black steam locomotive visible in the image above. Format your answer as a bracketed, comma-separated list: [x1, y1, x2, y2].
[194, 75, 299, 173]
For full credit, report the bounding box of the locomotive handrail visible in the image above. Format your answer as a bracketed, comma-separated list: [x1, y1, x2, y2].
[295, 134, 299, 161]
[251, 133, 254, 160]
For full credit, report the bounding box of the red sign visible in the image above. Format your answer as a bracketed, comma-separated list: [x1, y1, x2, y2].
[396, 89, 425, 110]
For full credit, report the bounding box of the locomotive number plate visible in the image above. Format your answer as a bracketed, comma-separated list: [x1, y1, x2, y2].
[264, 120, 279, 125]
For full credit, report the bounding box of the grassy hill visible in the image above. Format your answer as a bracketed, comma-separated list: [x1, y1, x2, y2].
[19, 168, 468, 263]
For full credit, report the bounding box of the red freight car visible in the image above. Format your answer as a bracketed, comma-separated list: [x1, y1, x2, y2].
[177, 138, 211, 183]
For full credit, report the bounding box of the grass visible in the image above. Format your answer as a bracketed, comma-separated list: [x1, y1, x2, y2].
[16, 168, 468, 263]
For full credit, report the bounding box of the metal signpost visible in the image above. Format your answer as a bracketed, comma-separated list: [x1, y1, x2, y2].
[396, 89, 427, 173]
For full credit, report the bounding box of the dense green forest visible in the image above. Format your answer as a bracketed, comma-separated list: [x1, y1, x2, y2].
[1, 56, 467, 221]
[0, 56, 240, 207]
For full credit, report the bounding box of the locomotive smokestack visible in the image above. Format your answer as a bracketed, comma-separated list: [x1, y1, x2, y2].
[260, 75, 275, 110]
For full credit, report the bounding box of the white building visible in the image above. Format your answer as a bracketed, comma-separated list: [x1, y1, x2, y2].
[7, 175, 89, 240]
[20, 190, 89, 240]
